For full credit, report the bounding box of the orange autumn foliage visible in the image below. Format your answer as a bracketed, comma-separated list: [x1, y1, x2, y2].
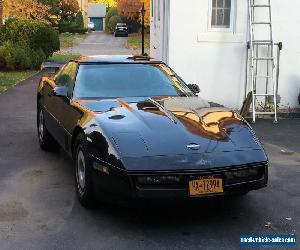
[117, 0, 150, 26]
[0, 0, 3, 27]
[3, 0, 50, 24]
[140, 0, 150, 26]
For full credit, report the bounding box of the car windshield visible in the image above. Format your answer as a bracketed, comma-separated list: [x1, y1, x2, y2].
[117, 24, 126, 27]
[73, 64, 194, 98]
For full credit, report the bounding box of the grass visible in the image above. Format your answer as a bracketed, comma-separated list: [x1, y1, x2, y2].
[127, 33, 150, 50]
[59, 33, 88, 49]
[48, 51, 81, 62]
[0, 70, 37, 93]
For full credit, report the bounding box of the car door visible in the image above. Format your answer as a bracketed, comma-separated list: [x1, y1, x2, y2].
[42, 73, 60, 141]
[49, 62, 78, 149]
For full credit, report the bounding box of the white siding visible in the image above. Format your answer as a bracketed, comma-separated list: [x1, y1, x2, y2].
[150, 0, 165, 61]
[151, 0, 300, 109]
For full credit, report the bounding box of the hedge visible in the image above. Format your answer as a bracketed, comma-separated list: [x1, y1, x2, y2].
[105, 8, 118, 32]
[0, 19, 60, 58]
[0, 41, 46, 70]
[75, 12, 84, 29]
[59, 20, 88, 34]
[107, 15, 122, 32]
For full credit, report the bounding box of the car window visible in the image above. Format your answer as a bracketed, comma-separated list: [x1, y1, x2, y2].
[55, 62, 78, 96]
[73, 64, 194, 98]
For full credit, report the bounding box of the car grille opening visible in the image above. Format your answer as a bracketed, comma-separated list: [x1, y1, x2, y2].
[133, 162, 267, 189]
[135, 175, 184, 188]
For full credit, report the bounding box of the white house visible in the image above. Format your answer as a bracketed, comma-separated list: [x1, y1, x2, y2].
[88, 3, 106, 31]
[150, 0, 300, 110]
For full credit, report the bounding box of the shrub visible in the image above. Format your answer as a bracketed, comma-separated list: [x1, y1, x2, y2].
[107, 15, 122, 32]
[0, 19, 60, 58]
[59, 19, 88, 34]
[105, 7, 118, 32]
[0, 41, 46, 70]
[31, 48, 47, 69]
[60, 24, 88, 33]
[75, 12, 85, 29]
[138, 26, 150, 34]
[106, 8, 118, 22]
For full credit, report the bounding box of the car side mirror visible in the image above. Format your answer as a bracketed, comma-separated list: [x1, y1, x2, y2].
[188, 84, 200, 94]
[52, 86, 68, 98]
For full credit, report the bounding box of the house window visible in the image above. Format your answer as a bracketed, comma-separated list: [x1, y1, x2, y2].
[211, 0, 231, 28]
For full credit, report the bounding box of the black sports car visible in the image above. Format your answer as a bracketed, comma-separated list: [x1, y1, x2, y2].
[37, 55, 268, 208]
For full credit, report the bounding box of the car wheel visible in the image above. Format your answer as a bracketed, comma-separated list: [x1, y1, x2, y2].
[74, 133, 95, 208]
[37, 104, 59, 151]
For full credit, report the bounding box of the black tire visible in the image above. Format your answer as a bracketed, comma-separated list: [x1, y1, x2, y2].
[74, 133, 95, 208]
[37, 103, 59, 151]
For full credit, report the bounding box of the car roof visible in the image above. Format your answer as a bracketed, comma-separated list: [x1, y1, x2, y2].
[73, 55, 163, 64]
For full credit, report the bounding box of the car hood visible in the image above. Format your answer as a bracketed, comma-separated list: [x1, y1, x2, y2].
[77, 96, 266, 169]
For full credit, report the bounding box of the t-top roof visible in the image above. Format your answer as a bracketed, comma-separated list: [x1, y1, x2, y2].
[74, 55, 163, 64]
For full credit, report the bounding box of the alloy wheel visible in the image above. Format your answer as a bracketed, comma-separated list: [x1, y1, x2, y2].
[76, 149, 86, 194]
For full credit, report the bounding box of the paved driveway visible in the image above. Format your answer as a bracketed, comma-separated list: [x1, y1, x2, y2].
[64, 32, 133, 55]
[0, 72, 299, 250]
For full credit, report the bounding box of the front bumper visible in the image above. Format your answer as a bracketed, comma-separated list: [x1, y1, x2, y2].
[91, 160, 268, 200]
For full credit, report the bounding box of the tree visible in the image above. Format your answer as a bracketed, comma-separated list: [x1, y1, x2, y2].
[105, 7, 118, 32]
[37, 0, 79, 29]
[0, 0, 3, 28]
[58, 0, 80, 24]
[107, 15, 121, 32]
[117, 0, 149, 26]
[75, 12, 84, 29]
[3, 0, 50, 24]
[88, 0, 117, 8]
[140, 0, 149, 26]
[38, 0, 60, 26]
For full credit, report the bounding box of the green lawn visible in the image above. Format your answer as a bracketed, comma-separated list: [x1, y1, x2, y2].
[0, 70, 37, 93]
[59, 33, 88, 49]
[48, 51, 81, 62]
[127, 33, 150, 50]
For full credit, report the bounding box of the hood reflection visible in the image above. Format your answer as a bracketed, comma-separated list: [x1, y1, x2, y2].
[75, 96, 244, 142]
[136, 97, 243, 141]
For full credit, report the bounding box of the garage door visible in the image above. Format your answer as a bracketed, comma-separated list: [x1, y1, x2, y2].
[90, 18, 103, 31]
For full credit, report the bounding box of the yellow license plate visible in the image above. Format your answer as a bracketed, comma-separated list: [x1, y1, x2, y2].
[189, 177, 223, 196]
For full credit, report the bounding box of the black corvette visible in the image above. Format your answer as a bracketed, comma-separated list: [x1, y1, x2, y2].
[37, 55, 268, 207]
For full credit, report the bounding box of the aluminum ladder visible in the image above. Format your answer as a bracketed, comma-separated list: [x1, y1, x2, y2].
[247, 0, 278, 123]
